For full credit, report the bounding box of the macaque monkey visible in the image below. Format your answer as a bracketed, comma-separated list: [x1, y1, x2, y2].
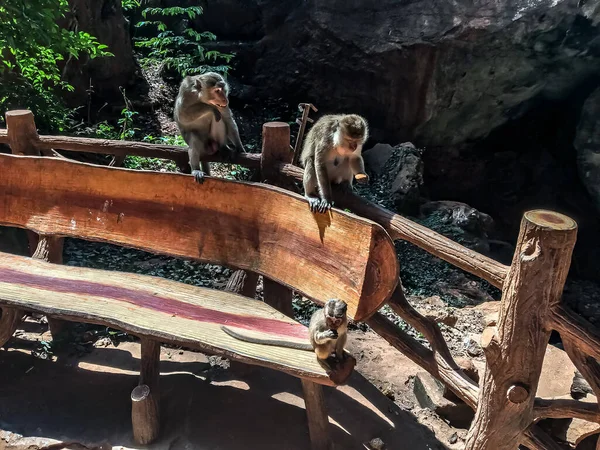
[173, 72, 245, 183]
[221, 298, 348, 369]
[300, 114, 369, 213]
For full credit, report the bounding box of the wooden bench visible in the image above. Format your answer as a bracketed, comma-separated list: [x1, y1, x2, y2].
[0, 153, 399, 449]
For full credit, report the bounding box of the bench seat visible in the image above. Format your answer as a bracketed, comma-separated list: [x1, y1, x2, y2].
[0, 252, 352, 386]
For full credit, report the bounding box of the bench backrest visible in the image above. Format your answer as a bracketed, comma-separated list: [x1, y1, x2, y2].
[0, 153, 399, 321]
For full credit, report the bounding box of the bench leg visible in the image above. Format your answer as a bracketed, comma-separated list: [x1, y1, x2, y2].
[132, 338, 160, 445]
[301, 379, 331, 450]
[0, 307, 23, 347]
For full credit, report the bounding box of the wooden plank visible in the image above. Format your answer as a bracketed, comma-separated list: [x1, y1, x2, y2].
[0, 252, 346, 385]
[301, 379, 331, 450]
[275, 162, 509, 289]
[0, 153, 398, 322]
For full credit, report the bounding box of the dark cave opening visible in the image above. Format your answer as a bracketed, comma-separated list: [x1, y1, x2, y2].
[424, 78, 600, 281]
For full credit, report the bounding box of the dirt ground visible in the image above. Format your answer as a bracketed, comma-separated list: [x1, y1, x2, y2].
[0, 319, 456, 450]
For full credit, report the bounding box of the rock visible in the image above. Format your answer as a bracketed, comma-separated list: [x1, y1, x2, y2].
[413, 371, 474, 428]
[420, 201, 494, 236]
[575, 87, 600, 214]
[464, 336, 483, 357]
[363, 144, 395, 176]
[205, 0, 600, 149]
[449, 433, 458, 444]
[567, 419, 600, 447]
[571, 370, 594, 400]
[537, 344, 578, 398]
[390, 145, 425, 214]
[473, 301, 500, 327]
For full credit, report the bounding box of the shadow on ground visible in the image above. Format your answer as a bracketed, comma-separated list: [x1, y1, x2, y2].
[0, 338, 446, 450]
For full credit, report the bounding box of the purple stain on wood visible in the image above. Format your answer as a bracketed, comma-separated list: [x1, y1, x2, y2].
[0, 267, 308, 340]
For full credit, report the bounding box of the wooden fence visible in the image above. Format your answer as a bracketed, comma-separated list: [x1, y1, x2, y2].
[1, 109, 600, 450]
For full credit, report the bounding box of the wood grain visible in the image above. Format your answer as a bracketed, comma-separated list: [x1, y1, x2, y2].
[0, 153, 398, 322]
[301, 379, 331, 450]
[465, 210, 577, 450]
[0, 252, 349, 385]
[274, 162, 509, 288]
[131, 384, 160, 445]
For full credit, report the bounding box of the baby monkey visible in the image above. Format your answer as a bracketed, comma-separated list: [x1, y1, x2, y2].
[301, 114, 369, 213]
[221, 298, 348, 369]
[173, 72, 244, 183]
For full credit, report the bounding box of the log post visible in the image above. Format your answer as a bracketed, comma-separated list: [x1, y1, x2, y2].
[225, 269, 259, 298]
[301, 379, 331, 450]
[6, 111, 66, 336]
[0, 308, 23, 348]
[465, 210, 577, 450]
[131, 338, 161, 445]
[260, 122, 295, 317]
[131, 384, 159, 445]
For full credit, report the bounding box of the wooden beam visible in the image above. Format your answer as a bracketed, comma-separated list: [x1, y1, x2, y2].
[534, 398, 600, 423]
[260, 122, 295, 317]
[274, 162, 509, 288]
[465, 210, 577, 450]
[551, 305, 600, 363]
[0, 153, 398, 323]
[301, 379, 331, 450]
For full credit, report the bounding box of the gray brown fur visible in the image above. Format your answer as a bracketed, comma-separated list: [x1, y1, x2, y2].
[173, 72, 245, 183]
[220, 299, 348, 365]
[300, 114, 369, 213]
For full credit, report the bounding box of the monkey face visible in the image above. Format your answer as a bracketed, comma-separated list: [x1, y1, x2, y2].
[324, 299, 347, 329]
[197, 73, 229, 108]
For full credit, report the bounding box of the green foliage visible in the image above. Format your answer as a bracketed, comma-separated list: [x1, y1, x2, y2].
[0, 0, 113, 130]
[126, 2, 233, 76]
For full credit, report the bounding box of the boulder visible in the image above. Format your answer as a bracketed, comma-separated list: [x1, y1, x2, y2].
[575, 86, 600, 214]
[363, 144, 394, 177]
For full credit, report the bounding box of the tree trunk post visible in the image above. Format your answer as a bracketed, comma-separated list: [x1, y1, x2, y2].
[260, 122, 295, 317]
[0, 308, 23, 348]
[6, 111, 66, 337]
[131, 338, 161, 445]
[465, 210, 577, 450]
[30, 234, 66, 336]
[225, 269, 259, 298]
[301, 379, 331, 450]
[131, 384, 160, 445]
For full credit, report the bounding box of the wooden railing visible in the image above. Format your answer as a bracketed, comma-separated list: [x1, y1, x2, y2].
[2, 109, 600, 450]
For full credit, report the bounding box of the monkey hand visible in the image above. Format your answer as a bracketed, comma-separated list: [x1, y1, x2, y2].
[192, 170, 206, 184]
[308, 198, 333, 214]
[324, 329, 338, 340]
[355, 173, 369, 184]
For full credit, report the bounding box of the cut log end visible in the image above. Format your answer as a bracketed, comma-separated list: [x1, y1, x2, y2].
[5, 110, 33, 118]
[507, 384, 530, 404]
[131, 384, 160, 445]
[263, 122, 290, 130]
[524, 210, 577, 231]
[131, 384, 151, 402]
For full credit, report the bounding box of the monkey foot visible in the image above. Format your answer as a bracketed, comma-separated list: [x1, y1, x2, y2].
[307, 197, 333, 214]
[192, 170, 206, 184]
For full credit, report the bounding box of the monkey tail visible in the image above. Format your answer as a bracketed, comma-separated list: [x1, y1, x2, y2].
[220, 326, 313, 351]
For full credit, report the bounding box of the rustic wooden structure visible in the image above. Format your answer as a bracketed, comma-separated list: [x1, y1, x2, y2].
[1, 109, 599, 449]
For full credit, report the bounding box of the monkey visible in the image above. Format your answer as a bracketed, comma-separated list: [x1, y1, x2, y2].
[173, 72, 245, 184]
[221, 299, 348, 369]
[300, 114, 369, 213]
